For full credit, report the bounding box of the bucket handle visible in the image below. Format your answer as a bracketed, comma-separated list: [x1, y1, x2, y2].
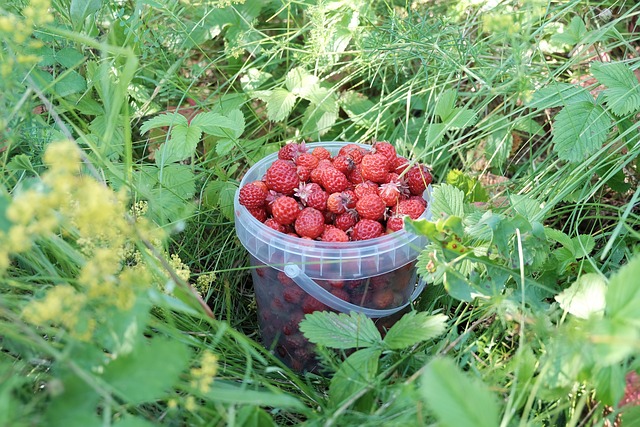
[283, 264, 427, 319]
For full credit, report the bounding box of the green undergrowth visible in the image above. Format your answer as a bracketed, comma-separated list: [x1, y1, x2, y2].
[0, 0, 639, 425]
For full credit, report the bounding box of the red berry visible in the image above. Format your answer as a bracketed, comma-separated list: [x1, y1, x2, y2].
[321, 167, 349, 194]
[320, 226, 349, 242]
[378, 182, 402, 207]
[386, 216, 404, 232]
[283, 286, 305, 304]
[278, 142, 306, 160]
[405, 164, 432, 195]
[351, 219, 383, 240]
[295, 152, 319, 169]
[306, 188, 328, 211]
[294, 207, 325, 239]
[334, 211, 357, 231]
[339, 144, 366, 164]
[312, 146, 331, 160]
[332, 155, 355, 174]
[355, 193, 386, 221]
[348, 165, 365, 184]
[331, 288, 350, 301]
[266, 160, 299, 195]
[360, 153, 391, 183]
[265, 218, 287, 233]
[239, 182, 268, 208]
[354, 181, 378, 199]
[302, 295, 327, 314]
[297, 166, 313, 181]
[372, 289, 394, 309]
[277, 271, 295, 286]
[397, 199, 426, 219]
[393, 157, 410, 174]
[271, 196, 301, 225]
[247, 207, 267, 222]
[372, 141, 397, 164]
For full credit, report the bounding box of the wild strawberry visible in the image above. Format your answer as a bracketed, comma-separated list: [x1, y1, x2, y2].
[338, 143, 365, 163]
[327, 191, 355, 214]
[271, 196, 301, 225]
[372, 289, 394, 309]
[386, 216, 404, 232]
[277, 271, 295, 286]
[348, 165, 365, 184]
[251, 180, 268, 193]
[239, 182, 268, 208]
[296, 166, 313, 181]
[283, 286, 305, 304]
[323, 210, 335, 224]
[247, 207, 267, 222]
[360, 153, 391, 183]
[334, 211, 357, 231]
[351, 219, 383, 240]
[355, 193, 386, 221]
[405, 164, 432, 195]
[331, 288, 350, 301]
[294, 207, 325, 239]
[320, 226, 349, 242]
[320, 167, 349, 193]
[278, 142, 307, 160]
[295, 152, 319, 169]
[397, 199, 426, 219]
[295, 182, 320, 203]
[266, 160, 299, 195]
[372, 141, 397, 164]
[332, 155, 355, 174]
[410, 195, 428, 207]
[265, 218, 287, 233]
[302, 295, 327, 314]
[378, 181, 402, 207]
[393, 156, 410, 174]
[354, 181, 379, 199]
[312, 146, 331, 160]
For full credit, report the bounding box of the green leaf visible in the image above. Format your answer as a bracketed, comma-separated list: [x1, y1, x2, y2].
[285, 67, 319, 99]
[192, 110, 244, 138]
[430, 183, 466, 219]
[510, 194, 542, 219]
[206, 381, 304, 410]
[591, 61, 640, 116]
[112, 415, 157, 427]
[240, 68, 272, 92]
[485, 125, 512, 168]
[424, 123, 446, 147]
[102, 337, 191, 404]
[55, 70, 87, 97]
[545, 227, 573, 250]
[571, 234, 595, 258]
[446, 108, 478, 129]
[552, 102, 611, 163]
[421, 357, 501, 427]
[261, 88, 297, 121]
[236, 407, 277, 427]
[339, 91, 375, 128]
[383, 312, 447, 349]
[203, 180, 238, 221]
[551, 16, 589, 46]
[605, 253, 640, 321]
[70, 0, 102, 30]
[43, 374, 101, 427]
[215, 138, 235, 156]
[329, 348, 381, 406]
[528, 83, 593, 109]
[555, 273, 607, 319]
[593, 365, 626, 407]
[434, 89, 457, 121]
[140, 113, 188, 134]
[154, 124, 202, 166]
[299, 311, 382, 349]
[514, 116, 545, 135]
[55, 48, 85, 68]
[158, 164, 196, 199]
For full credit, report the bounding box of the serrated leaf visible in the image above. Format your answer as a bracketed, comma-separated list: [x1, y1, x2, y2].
[435, 89, 457, 121]
[424, 123, 446, 147]
[528, 83, 593, 109]
[605, 253, 640, 321]
[571, 234, 594, 258]
[446, 108, 477, 129]
[383, 312, 447, 349]
[240, 68, 272, 92]
[158, 164, 196, 199]
[430, 183, 466, 219]
[545, 228, 574, 250]
[329, 348, 381, 406]
[555, 273, 606, 319]
[154, 124, 201, 166]
[514, 116, 545, 135]
[206, 381, 304, 409]
[299, 311, 382, 349]
[70, 0, 102, 30]
[261, 88, 297, 121]
[485, 126, 512, 168]
[552, 102, 611, 162]
[285, 67, 319, 99]
[421, 357, 501, 427]
[339, 91, 375, 127]
[591, 61, 640, 116]
[551, 16, 589, 46]
[192, 110, 244, 138]
[55, 47, 85, 68]
[215, 138, 235, 156]
[510, 194, 542, 219]
[55, 70, 86, 97]
[140, 113, 188, 134]
[102, 337, 191, 404]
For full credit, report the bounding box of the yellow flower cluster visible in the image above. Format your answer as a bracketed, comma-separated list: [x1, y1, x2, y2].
[190, 350, 219, 394]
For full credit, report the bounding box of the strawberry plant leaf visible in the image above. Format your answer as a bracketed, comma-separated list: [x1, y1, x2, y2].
[552, 101, 611, 162]
[158, 164, 196, 199]
[430, 183, 466, 219]
[203, 180, 237, 221]
[605, 253, 640, 322]
[260, 88, 297, 122]
[446, 107, 478, 129]
[591, 61, 640, 116]
[54, 70, 87, 97]
[70, 0, 102, 30]
[140, 113, 188, 134]
[545, 228, 574, 250]
[43, 374, 101, 427]
[215, 138, 235, 156]
[421, 357, 501, 427]
[528, 83, 593, 109]
[382, 312, 447, 349]
[285, 67, 319, 99]
[240, 68, 272, 92]
[339, 90, 375, 128]
[154, 124, 202, 166]
[514, 116, 545, 135]
[299, 311, 382, 349]
[551, 16, 589, 46]
[510, 194, 542, 220]
[205, 381, 304, 410]
[329, 348, 381, 406]
[434, 89, 457, 120]
[555, 273, 607, 319]
[192, 110, 244, 138]
[424, 123, 446, 147]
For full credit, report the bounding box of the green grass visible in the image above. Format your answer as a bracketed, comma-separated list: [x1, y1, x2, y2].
[1, 0, 639, 425]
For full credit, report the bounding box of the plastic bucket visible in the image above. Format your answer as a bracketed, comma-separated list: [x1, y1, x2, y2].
[234, 142, 431, 372]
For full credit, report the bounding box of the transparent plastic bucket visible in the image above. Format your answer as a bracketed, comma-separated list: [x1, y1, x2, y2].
[234, 142, 431, 371]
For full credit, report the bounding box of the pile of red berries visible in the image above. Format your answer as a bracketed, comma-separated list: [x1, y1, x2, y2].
[238, 141, 432, 241]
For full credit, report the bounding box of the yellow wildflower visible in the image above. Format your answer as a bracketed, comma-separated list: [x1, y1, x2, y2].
[169, 253, 190, 282]
[185, 396, 197, 412]
[190, 350, 219, 394]
[22, 284, 86, 332]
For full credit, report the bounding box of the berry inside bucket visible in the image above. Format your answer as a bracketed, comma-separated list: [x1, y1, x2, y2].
[234, 142, 431, 372]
